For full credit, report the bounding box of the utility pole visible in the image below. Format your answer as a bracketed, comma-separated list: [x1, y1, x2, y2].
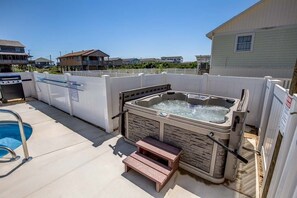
[28, 49, 31, 60]
[58, 51, 62, 72]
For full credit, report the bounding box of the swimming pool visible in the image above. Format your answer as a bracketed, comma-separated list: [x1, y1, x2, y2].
[0, 121, 32, 158]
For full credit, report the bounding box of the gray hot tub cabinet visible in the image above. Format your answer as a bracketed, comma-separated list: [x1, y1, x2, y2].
[122, 90, 249, 183]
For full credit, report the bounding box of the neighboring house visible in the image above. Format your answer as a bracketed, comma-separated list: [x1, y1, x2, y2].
[140, 58, 160, 63]
[161, 56, 183, 63]
[122, 58, 140, 65]
[196, 55, 211, 74]
[0, 39, 29, 72]
[35, 57, 54, 68]
[207, 0, 297, 78]
[105, 57, 123, 67]
[58, 49, 109, 71]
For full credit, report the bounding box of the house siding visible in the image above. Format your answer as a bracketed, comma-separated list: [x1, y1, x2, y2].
[214, 0, 297, 35]
[210, 26, 297, 77]
[60, 57, 82, 67]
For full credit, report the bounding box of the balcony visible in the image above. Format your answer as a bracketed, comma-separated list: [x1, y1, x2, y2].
[82, 60, 104, 66]
[0, 59, 28, 65]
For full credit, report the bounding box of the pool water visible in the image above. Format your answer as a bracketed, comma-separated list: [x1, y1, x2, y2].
[0, 122, 32, 158]
[149, 100, 229, 123]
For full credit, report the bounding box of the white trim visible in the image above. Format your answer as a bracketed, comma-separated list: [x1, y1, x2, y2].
[261, 145, 267, 172]
[210, 36, 214, 67]
[206, 0, 263, 39]
[234, 33, 255, 53]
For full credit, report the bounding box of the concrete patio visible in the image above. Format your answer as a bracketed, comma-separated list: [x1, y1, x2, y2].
[0, 100, 255, 198]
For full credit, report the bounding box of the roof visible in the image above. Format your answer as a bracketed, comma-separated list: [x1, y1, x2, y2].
[0, 39, 25, 47]
[35, 57, 53, 63]
[206, 0, 297, 39]
[58, 49, 109, 58]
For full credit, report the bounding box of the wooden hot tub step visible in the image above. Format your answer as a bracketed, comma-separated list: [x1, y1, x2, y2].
[123, 152, 170, 192]
[131, 151, 171, 175]
[123, 137, 182, 192]
[136, 137, 182, 167]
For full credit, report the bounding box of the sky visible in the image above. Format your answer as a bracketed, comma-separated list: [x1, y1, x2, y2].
[0, 0, 258, 62]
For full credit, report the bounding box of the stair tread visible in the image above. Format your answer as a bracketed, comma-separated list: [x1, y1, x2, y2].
[136, 137, 181, 162]
[131, 151, 171, 175]
[123, 155, 168, 184]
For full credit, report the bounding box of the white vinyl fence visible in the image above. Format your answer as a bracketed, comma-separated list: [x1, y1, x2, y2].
[0, 72, 37, 98]
[33, 72, 113, 132]
[255, 77, 297, 198]
[14, 72, 269, 132]
[66, 68, 198, 77]
[8, 71, 297, 197]
[266, 93, 297, 198]
[166, 74, 266, 127]
[110, 73, 267, 128]
[210, 67, 293, 78]
[110, 73, 167, 127]
[261, 84, 286, 173]
[274, 123, 297, 197]
[276, 78, 292, 89]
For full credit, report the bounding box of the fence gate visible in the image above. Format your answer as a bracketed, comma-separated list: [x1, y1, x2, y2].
[260, 84, 287, 195]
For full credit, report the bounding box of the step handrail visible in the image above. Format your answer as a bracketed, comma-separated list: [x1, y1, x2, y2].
[0, 109, 30, 160]
[0, 145, 17, 160]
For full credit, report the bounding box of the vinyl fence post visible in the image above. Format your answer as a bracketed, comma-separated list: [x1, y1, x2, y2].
[43, 72, 52, 105]
[258, 78, 281, 151]
[64, 73, 73, 116]
[103, 75, 114, 133]
[138, 73, 144, 87]
[161, 72, 167, 84]
[201, 73, 209, 94]
[33, 71, 41, 100]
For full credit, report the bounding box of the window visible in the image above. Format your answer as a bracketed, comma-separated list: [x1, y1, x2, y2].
[15, 47, 21, 52]
[235, 33, 254, 52]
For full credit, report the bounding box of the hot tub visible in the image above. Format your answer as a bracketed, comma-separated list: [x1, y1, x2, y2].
[122, 89, 249, 183]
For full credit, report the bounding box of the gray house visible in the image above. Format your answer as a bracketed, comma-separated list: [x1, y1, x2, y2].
[0, 39, 29, 72]
[105, 57, 123, 67]
[122, 58, 140, 65]
[207, 0, 297, 78]
[161, 56, 183, 63]
[35, 57, 54, 68]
